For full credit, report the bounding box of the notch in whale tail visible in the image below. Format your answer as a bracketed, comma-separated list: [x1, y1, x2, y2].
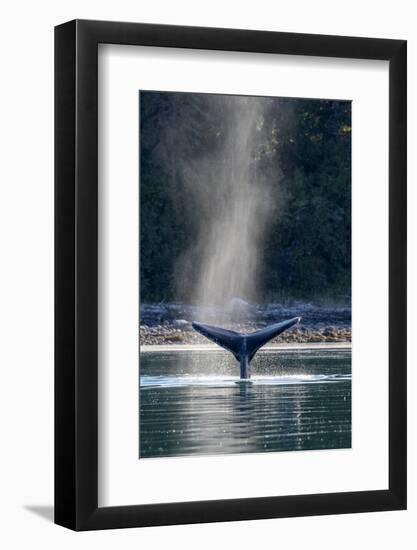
[192, 317, 301, 379]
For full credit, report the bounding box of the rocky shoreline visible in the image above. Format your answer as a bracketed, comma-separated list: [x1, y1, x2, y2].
[140, 302, 351, 346]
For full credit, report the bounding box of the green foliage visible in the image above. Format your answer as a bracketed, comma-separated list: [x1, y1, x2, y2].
[140, 92, 351, 304]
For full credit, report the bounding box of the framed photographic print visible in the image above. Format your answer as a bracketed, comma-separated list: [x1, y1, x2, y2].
[55, 20, 406, 530]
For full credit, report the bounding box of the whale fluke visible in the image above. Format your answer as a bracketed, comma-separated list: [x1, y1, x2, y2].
[192, 317, 301, 379]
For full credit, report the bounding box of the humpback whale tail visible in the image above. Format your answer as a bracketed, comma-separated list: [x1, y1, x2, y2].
[192, 317, 301, 379]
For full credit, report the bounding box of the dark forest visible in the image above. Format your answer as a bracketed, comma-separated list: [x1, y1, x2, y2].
[140, 91, 351, 305]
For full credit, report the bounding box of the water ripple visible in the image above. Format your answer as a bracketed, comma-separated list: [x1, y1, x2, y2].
[140, 373, 351, 389]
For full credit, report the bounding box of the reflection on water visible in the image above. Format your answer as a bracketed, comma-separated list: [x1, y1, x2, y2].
[139, 349, 351, 458]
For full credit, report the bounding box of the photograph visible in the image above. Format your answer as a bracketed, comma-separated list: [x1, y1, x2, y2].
[139, 90, 352, 459]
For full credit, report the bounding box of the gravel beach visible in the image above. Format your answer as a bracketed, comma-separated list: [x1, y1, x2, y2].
[140, 302, 351, 345]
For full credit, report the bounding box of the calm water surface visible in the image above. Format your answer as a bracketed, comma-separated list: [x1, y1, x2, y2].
[139, 349, 351, 458]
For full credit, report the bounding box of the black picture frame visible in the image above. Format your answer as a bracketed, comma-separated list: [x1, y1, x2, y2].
[55, 19, 407, 531]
